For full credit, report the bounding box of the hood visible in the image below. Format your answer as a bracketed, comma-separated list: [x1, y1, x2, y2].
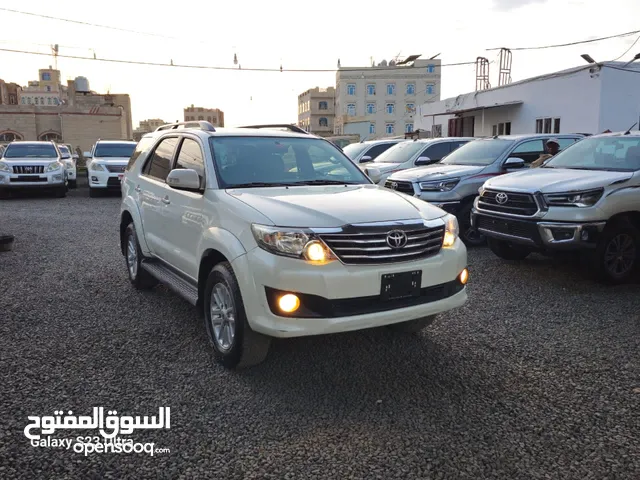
[485, 167, 633, 193]
[226, 184, 445, 228]
[370, 162, 405, 175]
[2, 157, 59, 164]
[92, 156, 130, 165]
[389, 164, 486, 182]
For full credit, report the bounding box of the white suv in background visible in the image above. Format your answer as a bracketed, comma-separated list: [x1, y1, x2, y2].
[119, 122, 469, 369]
[86, 140, 137, 197]
[342, 138, 407, 164]
[58, 144, 77, 189]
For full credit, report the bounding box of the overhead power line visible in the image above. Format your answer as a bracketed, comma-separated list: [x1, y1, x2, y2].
[487, 28, 640, 51]
[611, 33, 640, 61]
[0, 47, 476, 73]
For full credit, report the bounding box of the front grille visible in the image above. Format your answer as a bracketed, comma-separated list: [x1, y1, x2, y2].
[319, 223, 445, 265]
[384, 180, 415, 195]
[105, 164, 126, 173]
[477, 189, 538, 216]
[12, 165, 44, 174]
[476, 215, 538, 242]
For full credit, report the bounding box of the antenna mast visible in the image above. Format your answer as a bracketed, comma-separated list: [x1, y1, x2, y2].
[51, 44, 59, 70]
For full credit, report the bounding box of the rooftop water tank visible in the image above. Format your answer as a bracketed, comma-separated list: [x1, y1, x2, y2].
[74, 76, 90, 93]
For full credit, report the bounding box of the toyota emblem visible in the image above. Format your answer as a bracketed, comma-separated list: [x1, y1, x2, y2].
[495, 192, 509, 204]
[25, 167, 33, 173]
[390, 182, 398, 190]
[386, 230, 408, 249]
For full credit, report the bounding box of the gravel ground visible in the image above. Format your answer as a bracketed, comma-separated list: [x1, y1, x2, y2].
[1, 188, 639, 480]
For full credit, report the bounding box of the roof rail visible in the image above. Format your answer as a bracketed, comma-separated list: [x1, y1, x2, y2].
[155, 121, 216, 132]
[238, 124, 309, 134]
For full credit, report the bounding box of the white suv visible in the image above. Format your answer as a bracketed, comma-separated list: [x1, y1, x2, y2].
[86, 140, 137, 197]
[119, 121, 469, 368]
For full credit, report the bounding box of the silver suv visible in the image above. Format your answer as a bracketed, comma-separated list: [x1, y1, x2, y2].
[385, 134, 585, 245]
[342, 138, 407, 164]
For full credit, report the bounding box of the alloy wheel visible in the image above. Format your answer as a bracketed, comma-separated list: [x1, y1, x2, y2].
[604, 233, 636, 278]
[210, 283, 236, 352]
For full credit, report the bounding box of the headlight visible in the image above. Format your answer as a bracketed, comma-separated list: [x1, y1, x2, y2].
[543, 189, 603, 208]
[251, 224, 336, 264]
[419, 177, 460, 192]
[442, 214, 459, 248]
[46, 161, 62, 172]
[89, 162, 105, 171]
[64, 160, 74, 169]
[0, 161, 10, 173]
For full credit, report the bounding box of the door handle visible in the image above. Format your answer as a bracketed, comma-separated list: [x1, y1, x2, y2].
[162, 196, 170, 205]
[135, 185, 141, 193]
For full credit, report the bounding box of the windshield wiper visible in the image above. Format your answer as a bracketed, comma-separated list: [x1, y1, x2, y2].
[227, 182, 300, 188]
[298, 179, 360, 185]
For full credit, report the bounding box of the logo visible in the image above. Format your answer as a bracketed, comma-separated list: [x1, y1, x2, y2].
[389, 182, 398, 190]
[495, 192, 509, 204]
[386, 230, 408, 249]
[25, 166, 33, 173]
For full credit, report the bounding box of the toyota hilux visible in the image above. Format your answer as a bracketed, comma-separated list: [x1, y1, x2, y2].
[471, 130, 640, 283]
[119, 121, 469, 369]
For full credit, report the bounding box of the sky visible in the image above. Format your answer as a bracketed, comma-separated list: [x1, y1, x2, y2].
[1, 0, 639, 128]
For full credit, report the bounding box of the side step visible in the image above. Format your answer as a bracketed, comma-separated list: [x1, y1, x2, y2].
[141, 259, 199, 306]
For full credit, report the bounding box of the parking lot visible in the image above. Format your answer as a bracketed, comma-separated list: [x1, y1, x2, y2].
[1, 188, 639, 479]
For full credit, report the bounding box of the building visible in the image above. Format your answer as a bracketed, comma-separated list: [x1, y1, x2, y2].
[184, 105, 224, 127]
[133, 118, 167, 141]
[297, 87, 335, 136]
[334, 55, 441, 139]
[0, 67, 133, 151]
[415, 61, 640, 138]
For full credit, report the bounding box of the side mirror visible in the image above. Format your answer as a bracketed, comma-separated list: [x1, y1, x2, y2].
[504, 157, 525, 169]
[83, 151, 92, 158]
[364, 167, 381, 183]
[166, 168, 201, 191]
[61, 153, 71, 160]
[415, 156, 432, 165]
[360, 155, 373, 163]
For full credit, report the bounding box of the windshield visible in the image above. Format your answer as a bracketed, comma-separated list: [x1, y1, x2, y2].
[94, 143, 136, 158]
[59, 146, 70, 154]
[3, 144, 58, 158]
[342, 142, 369, 160]
[373, 141, 427, 164]
[544, 136, 640, 171]
[210, 136, 371, 188]
[440, 139, 513, 166]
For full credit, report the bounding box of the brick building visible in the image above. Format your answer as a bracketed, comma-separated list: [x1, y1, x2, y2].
[184, 105, 224, 127]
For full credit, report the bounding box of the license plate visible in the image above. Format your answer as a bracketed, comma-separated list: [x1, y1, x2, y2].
[380, 270, 422, 301]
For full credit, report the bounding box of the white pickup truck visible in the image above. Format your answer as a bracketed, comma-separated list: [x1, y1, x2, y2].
[471, 131, 640, 283]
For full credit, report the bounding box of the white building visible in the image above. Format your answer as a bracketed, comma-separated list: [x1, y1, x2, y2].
[415, 62, 640, 138]
[335, 56, 441, 139]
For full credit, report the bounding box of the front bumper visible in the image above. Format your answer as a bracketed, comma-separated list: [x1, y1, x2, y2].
[471, 209, 606, 250]
[88, 170, 124, 189]
[0, 172, 65, 189]
[231, 240, 468, 338]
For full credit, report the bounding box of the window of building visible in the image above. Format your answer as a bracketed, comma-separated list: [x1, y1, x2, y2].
[319, 117, 328, 127]
[47, 98, 52, 105]
[406, 83, 416, 95]
[207, 116, 212, 122]
[212, 117, 217, 124]
[143, 137, 178, 182]
[175, 138, 205, 188]
[39, 131, 62, 142]
[40, 97, 45, 104]
[347, 104, 356, 116]
[535, 117, 560, 134]
[427, 64, 435, 73]
[198, 116, 204, 120]
[0, 131, 23, 142]
[34, 98, 39, 105]
[386, 83, 395, 95]
[21, 97, 26, 104]
[27, 98, 31, 104]
[553, 118, 560, 133]
[405, 123, 414, 133]
[385, 123, 395, 135]
[319, 101, 328, 110]
[406, 103, 415, 114]
[386, 103, 395, 115]
[347, 84, 356, 95]
[42, 72, 51, 81]
[366, 103, 375, 114]
[492, 125, 497, 136]
[505, 122, 511, 134]
[9, 94, 17, 105]
[53, 98, 59, 105]
[426, 84, 435, 95]
[498, 123, 505, 135]
[367, 84, 376, 95]
[369, 123, 376, 134]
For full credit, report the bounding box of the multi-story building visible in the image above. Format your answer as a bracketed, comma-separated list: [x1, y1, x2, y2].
[0, 80, 22, 106]
[334, 56, 441, 139]
[18, 68, 63, 107]
[297, 87, 335, 137]
[133, 118, 167, 141]
[184, 105, 224, 127]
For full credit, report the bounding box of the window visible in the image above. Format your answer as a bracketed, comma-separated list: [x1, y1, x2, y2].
[386, 84, 395, 95]
[369, 123, 376, 134]
[27, 98, 31, 104]
[347, 84, 356, 95]
[441, 139, 514, 166]
[144, 138, 178, 181]
[198, 116, 204, 120]
[207, 116, 212, 122]
[347, 104, 356, 116]
[39, 132, 62, 142]
[492, 125, 497, 136]
[366, 103, 375, 114]
[0, 131, 23, 142]
[53, 98, 59, 105]
[42, 72, 51, 81]
[8, 94, 17, 104]
[94, 142, 137, 158]
[385, 123, 395, 135]
[126, 137, 155, 170]
[175, 138, 205, 188]
[512, 139, 544, 155]
[35, 98, 39, 105]
[505, 122, 511, 135]
[319, 117, 328, 127]
[406, 83, 415, 95]
[4, 143, 57, 158]
[364, 143, 394, 160]
[47, 98, 52, 105]
[405, 123, 414, 133]
[557, 138, 578, 149]
[553, 118, 560, 134]
[319, 101, 328, 110]
[545, 136, 640, 172]
[21, 97, 26, 104]
[366, 84, 376, 95]
[41, 97, 45, 104]
[498, 123, 504, 135]
[406, 103, 415, 114]
[427, 64, 435, 73]
[536, 117, 560, 134]
[46, 86, 51, 92]
[386, 103, 395, 115]
[423, 142, 452, 162]
[426, 84, 435, 95]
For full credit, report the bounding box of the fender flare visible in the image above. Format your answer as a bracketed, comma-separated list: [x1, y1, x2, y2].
[120, 195, 151, 256]
[198, 227, 247, 263]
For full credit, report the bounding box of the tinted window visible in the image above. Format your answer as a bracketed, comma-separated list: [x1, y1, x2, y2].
[363, 143, 394, 161]
[373, 141, 424, 164]
[545, 136, 640, 172]
[342, 143, 369, 160]
[441, 139, 514, 166]
[3, 143, 58, 158]
[126, 137, 156, 171]
[175, 138, 205, 187]
[94, 143, 136, 158]
[422, 142, 451, 162]
[557, 138, 579, 149]
[143, 138, 178, 181]
[512, 140, 544, 154]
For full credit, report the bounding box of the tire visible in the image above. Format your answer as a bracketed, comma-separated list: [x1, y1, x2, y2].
[592, 219, 639, 284]
[487, 237, 531, 260]
[203, 262, 271, 369]
[387, 315, 437, 333]
[55, 186, 66, 198]
[124, 223, 157, 290]
[458, 203, 485, 247]
[68, 180, 77, 189]
[89, 187, 100, 198]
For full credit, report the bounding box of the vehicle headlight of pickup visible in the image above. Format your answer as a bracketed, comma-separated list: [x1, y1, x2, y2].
[251, 224, 337, 264]
[543, 188, 604, 208]
[88, 162, 105, 171]
[419, 177, 460, 192]
[0, 161, 11, 173]
[46, 161, 63, 172]
[442, 214, 459, 248]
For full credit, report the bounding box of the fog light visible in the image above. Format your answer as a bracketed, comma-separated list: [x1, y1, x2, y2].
[581, 230, 589, 241]
[278, 294, 300, 313]
[459, 268, 469, 285]
[91, 176, 98, 182]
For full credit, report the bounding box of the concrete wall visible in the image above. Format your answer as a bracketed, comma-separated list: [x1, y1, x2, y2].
[598, 66, 640, 132]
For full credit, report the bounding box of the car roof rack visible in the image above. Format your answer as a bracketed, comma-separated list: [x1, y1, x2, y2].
[155, 121, 216, 132]
[238, 124, 309, 134]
